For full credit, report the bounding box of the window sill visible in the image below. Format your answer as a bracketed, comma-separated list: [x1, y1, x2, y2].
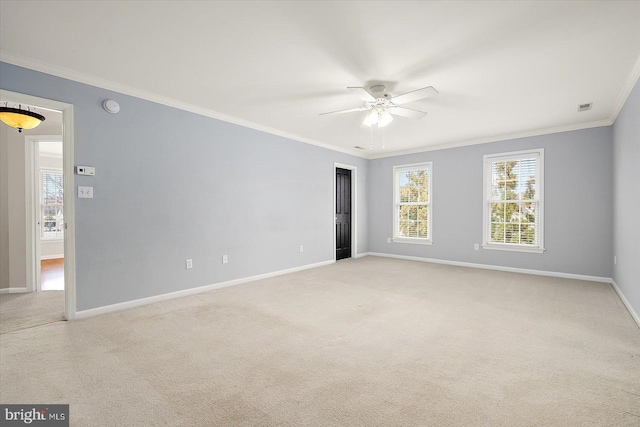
[41, 238, 64, 243]
[392, 237, 433, 245]
[482, 244, 545, 254]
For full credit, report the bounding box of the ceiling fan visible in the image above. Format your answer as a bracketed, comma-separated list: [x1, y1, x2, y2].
[320, 84, 438, 127]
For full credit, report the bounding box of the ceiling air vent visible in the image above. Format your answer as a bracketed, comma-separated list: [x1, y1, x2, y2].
[577, 102, 592, 112]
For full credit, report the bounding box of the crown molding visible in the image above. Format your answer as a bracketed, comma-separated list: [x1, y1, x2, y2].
[0, 51, 369, 159]
[366, 119, 613, 159]
[609, 54, 640, 124]
[2, 51, 628, 162]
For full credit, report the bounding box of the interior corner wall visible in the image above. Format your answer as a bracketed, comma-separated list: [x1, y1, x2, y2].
[0, 61, 368, 311]
[368, 126, 614, 278]
[613, 78, 640, 317]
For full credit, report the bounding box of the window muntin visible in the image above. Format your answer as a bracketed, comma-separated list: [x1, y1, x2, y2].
[483, 150, 543, 252]
[41, 170, 64, 240]
[393, 162, 432, 243]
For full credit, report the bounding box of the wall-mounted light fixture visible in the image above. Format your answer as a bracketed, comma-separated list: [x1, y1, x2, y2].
[0, 103, 46, 133]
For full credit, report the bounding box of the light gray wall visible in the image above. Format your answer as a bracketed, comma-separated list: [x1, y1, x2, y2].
[0, 62, 368, 310]
[613, 79, 640, 316]
[368, 127, 614, 278]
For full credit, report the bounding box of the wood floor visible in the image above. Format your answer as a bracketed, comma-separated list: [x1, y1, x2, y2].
[41, 258, 64, 290]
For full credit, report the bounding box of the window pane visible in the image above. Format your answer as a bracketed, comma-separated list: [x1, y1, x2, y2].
[42, 171, 64, 239]
[520, 223, 536, 244]
[491, 203, 505, 222]
[395, 164, 431, 241]
[400, 220, 417, 238]
[407, 206, 417, 220]
[490, 223, 505, 243]
[417, 221, 428, 238]
[417, 205, 428, 221]
[399, 205, 410, 220]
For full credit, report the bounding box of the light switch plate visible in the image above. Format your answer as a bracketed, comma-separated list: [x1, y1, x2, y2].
[78, 186, 93, 198]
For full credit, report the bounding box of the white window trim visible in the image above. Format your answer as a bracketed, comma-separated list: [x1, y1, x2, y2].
[392, 162, 433, 245]
[482, 149, 544, 254]
[40, 168, 64, 242]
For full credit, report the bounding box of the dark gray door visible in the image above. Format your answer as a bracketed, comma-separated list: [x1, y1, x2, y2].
[336, 168, 351, 260]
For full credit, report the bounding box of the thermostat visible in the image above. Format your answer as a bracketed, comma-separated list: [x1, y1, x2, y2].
[76, 166, 95, 176]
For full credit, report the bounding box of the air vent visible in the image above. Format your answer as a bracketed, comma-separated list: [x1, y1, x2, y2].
[353, 146, 366, 150]
[577, 102, 593, 112]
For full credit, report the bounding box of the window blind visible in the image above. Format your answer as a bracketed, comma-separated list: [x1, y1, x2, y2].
[394, 164, 431, 240]
[487, 154, 540, 247]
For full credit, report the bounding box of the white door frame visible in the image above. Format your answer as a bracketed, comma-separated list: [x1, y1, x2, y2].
[333, 163, 357, 260]
[1, 89, 77, 320]
[25, 135, 63, 292]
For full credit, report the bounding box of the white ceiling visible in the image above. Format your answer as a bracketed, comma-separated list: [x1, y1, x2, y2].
[1, 1, 639, 158]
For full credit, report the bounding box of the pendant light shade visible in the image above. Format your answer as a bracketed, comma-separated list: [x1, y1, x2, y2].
[0, 104, 46, 133]
[363, 110, 379, 127]
[363, 108, 393, 128]
[377, 110, 394, 127]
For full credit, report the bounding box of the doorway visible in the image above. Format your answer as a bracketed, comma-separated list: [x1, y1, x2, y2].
[30, 137, 65, 291]
[0, 89, 76, 321]
[335, 164, 357, 261]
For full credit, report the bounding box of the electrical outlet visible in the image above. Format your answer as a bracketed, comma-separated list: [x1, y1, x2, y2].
[222, 255, 228, 264]
[474, 243, 479, 250]
[614, 256, 617, 265]
[300, 245, 304, 253]
[186, 259, 193, 269]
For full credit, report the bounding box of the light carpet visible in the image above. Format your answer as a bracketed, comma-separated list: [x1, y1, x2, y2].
[1, 257, 639, 426]
[0, 290, 65, 334]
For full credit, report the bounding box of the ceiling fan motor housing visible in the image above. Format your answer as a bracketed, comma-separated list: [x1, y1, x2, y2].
[370, 85, 391, 99]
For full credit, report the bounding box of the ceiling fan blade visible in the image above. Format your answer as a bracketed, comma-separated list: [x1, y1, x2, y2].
[347, 87, 376, 102]
[389, 107, 428, 119]
[319, 106, 368, 116]
[392, 86, 438, 105]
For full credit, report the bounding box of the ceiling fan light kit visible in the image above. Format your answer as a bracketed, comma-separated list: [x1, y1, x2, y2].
[321, 84, 438, 129]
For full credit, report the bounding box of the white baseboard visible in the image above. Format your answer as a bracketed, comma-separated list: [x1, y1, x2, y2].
[365, 252, 640, 327]
[41, 254, 64, 260]
[0, 287, 29, 294]
[610, 279, 640, 328]
[75, 259, 335, 319]
[353, 252, 370, 259]
[367, 252, 612, 283]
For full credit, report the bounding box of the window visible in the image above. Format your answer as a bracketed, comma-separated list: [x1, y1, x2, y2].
[41, 170, 64, 240]
[483, 149, 544, 253]
[393, 162, 432, 244]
